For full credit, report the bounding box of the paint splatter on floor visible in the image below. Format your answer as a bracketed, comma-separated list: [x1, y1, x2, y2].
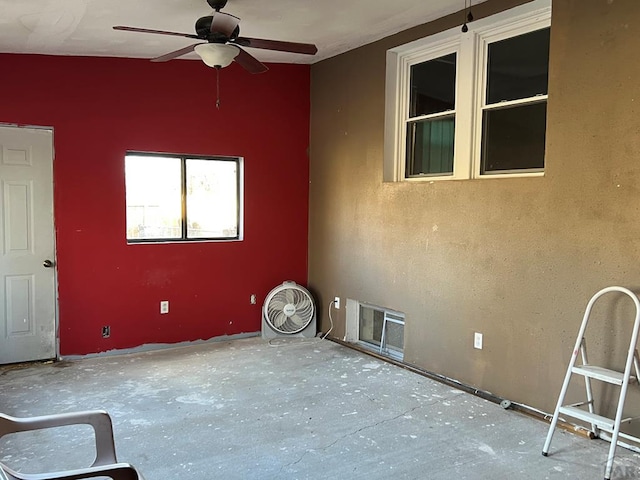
[1, 337, 637, 480]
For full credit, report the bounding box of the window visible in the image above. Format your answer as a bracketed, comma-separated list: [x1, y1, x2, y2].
[406, 52, 457, 177]
[125, 152, 242, 242]
[358, 303, 405, 361]
[481, 28, 549, 174]
[384, 0, 551, 181]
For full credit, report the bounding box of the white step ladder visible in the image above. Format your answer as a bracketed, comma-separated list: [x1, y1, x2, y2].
[542, 286, 640, 480]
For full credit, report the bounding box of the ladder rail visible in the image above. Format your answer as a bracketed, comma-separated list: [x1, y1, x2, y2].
[580, 338, 598, 435]
[542, 286, 611, 454]
[603, 287, 640, 479]
[542, 285, 640, 480]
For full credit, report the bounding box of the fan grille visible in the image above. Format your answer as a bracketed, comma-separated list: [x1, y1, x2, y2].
[264, 284, 315, 335]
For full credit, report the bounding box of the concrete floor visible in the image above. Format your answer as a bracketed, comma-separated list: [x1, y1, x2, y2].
[1, 337, 639, 479]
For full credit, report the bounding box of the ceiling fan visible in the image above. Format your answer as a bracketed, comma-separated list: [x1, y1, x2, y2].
[113, 0, 318, 74]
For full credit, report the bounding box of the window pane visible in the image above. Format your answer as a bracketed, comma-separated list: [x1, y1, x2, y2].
[409, 53, 456, 117]
[486, 28, 550, 104]
[406, 116, 455, 177]
[186, 159, 238, 239]
[125, 156, 182, 240]
[481, 102, 547, 173]
[385, 321, 404, 352]
[359, 306, 384, 348]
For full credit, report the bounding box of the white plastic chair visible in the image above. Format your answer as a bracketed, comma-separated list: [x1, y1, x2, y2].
[0, 411, 144, 480]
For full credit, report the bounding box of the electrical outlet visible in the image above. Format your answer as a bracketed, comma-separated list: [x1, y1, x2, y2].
[474, 332, 483, 350]
[334, 296, 340, 309]
[102, 326, 110, 338]
[160, 301, 169, 314]
[250, 294, 257, 304]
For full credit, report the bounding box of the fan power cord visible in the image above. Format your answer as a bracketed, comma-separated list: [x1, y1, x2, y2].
[321, 300, 335, 340]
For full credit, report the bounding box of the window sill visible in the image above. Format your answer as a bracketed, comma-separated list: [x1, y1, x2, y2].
[402, 170, 545, 183]
[126, 238, 243, 245]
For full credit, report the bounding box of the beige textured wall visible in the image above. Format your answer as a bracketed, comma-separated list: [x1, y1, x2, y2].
[309, 0, 640, 417]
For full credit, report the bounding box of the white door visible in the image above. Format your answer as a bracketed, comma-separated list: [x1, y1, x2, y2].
[0, 125, 56, 364]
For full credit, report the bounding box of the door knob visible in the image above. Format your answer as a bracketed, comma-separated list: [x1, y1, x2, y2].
[43, 259, 54, 268]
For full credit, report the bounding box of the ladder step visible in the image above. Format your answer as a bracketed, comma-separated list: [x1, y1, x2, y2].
[571, 365, 634, 385]
[559, 406, 615, 429]
[543, 287, 640, 480]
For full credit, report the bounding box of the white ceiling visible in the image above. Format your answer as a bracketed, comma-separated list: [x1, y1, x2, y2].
[0, 0, 486, 64]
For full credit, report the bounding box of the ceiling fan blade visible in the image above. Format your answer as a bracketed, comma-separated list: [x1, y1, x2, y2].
[234, 37, 317, 55]
[210, 12, 240, 37]
[234, 47, 268, 74]
[151, 43, 202, 62]
[113, 26, 199, 39]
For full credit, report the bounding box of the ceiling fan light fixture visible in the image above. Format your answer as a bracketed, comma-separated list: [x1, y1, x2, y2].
[195, 43, 239, 68]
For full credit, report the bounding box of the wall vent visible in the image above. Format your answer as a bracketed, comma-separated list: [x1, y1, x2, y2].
[346, 300, 404, 361]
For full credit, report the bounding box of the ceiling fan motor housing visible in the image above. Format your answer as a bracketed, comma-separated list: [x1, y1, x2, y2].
[207, 0, 228, 11]
[195, 16, 240, 41]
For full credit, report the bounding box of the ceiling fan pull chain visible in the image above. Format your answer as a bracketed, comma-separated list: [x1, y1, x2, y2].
[462, 0, 468, 32]
[216, 66, 221, 109]
[462, 0, 473, 32]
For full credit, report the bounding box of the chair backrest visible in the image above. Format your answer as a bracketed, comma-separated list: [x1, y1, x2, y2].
[0, 411, 144, 480]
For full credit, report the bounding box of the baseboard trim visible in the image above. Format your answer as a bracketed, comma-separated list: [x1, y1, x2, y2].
[327, 336, 594, 440]
[60, 332, 261, 361]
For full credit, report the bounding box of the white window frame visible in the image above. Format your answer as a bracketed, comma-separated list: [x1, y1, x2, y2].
[402, 42, 461, 179]
[384, 0, 551, 182]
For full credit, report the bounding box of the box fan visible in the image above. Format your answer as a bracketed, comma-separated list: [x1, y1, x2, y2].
[262, 281, 316, 339]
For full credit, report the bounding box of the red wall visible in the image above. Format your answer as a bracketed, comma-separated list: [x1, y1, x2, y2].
[0, 54, 310, 355]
